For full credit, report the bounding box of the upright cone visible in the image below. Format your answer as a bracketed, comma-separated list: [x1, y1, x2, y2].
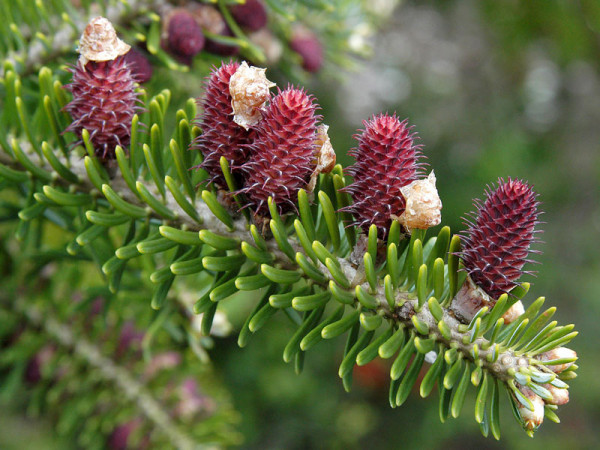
[458, 178, 541, 300]
[64, 17, 139, 160]
[342, 114, 424, 238]
[239, 87, 320, 217]
[191, 62, 255, 189]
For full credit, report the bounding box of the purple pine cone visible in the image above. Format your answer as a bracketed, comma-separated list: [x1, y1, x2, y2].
[458, 178, 542, 299]
[230, 0, 268, 32]
[290, 30, 323, 73]
[167, 10, 205, 58]
[239, 87, 320, 216]
[191, 61, 254, 189]
[64, 56, 141, 160]
[341, 114, 424, 238]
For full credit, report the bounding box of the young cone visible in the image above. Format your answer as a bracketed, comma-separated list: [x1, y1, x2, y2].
[239, 86, 320, 217]
[64, 17, 139, 160]
[123, 47, 152, 83]
[165, 9, 205, 63]
[230, 0, 268, 32]
[341, 114, 424, 238]
[191, 62, 254, 189]
[290, 28, 323, 73]
[452, 178, 541, 321]
[458, 177, 541, 299]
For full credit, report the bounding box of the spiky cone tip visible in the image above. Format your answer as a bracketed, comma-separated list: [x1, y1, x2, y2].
[64, 17, 139, 161]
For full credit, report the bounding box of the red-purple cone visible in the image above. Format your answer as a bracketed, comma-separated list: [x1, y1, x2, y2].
[290, 30, 323, 73]
[166, 10, 205, 59]
[191, 62, 254, 189]
[458, 178, 542, 299]
[64, 56, 140, 160]
[239, 87, 320, 216]
[341, 114, 424, 238]
[230, 0, 268, 32]
[123, 47, 153, 83]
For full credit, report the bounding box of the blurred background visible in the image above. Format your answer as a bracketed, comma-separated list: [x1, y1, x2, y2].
[211, 1, 600, 448]
[2, 0, 600, 448]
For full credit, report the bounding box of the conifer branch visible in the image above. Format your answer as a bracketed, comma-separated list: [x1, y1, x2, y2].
[0, 140, 550, 388]
[0, 7, 579, 443]
[0, 140, 293, 264]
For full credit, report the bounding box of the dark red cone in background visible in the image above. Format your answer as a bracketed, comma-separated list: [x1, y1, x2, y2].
[230, 0, 268, 32]
[64, 56, 140, 160]
[166, 10, 205, 59]
[123, 47, 153, 83]
[290, 30, 323, 73]
[458, 178, 542, 299]
[192, 4, 240, 56]
[341, 114, 424, 238]
[191, 61, 254, 189]
[239, 87, 320, 216]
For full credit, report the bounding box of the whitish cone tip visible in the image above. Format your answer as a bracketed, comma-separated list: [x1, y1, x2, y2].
[543, 383, 569, 406]
[78, 17, 130, 68]
[397, 171, 442, 230]
[516, 386, 545, 432]
[450, 274, 494, 322]
[536, 347, 577, 373]
[229, 61, 275, 130]
[502, 300, 525, 324]
[307, 124, 336, 192]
